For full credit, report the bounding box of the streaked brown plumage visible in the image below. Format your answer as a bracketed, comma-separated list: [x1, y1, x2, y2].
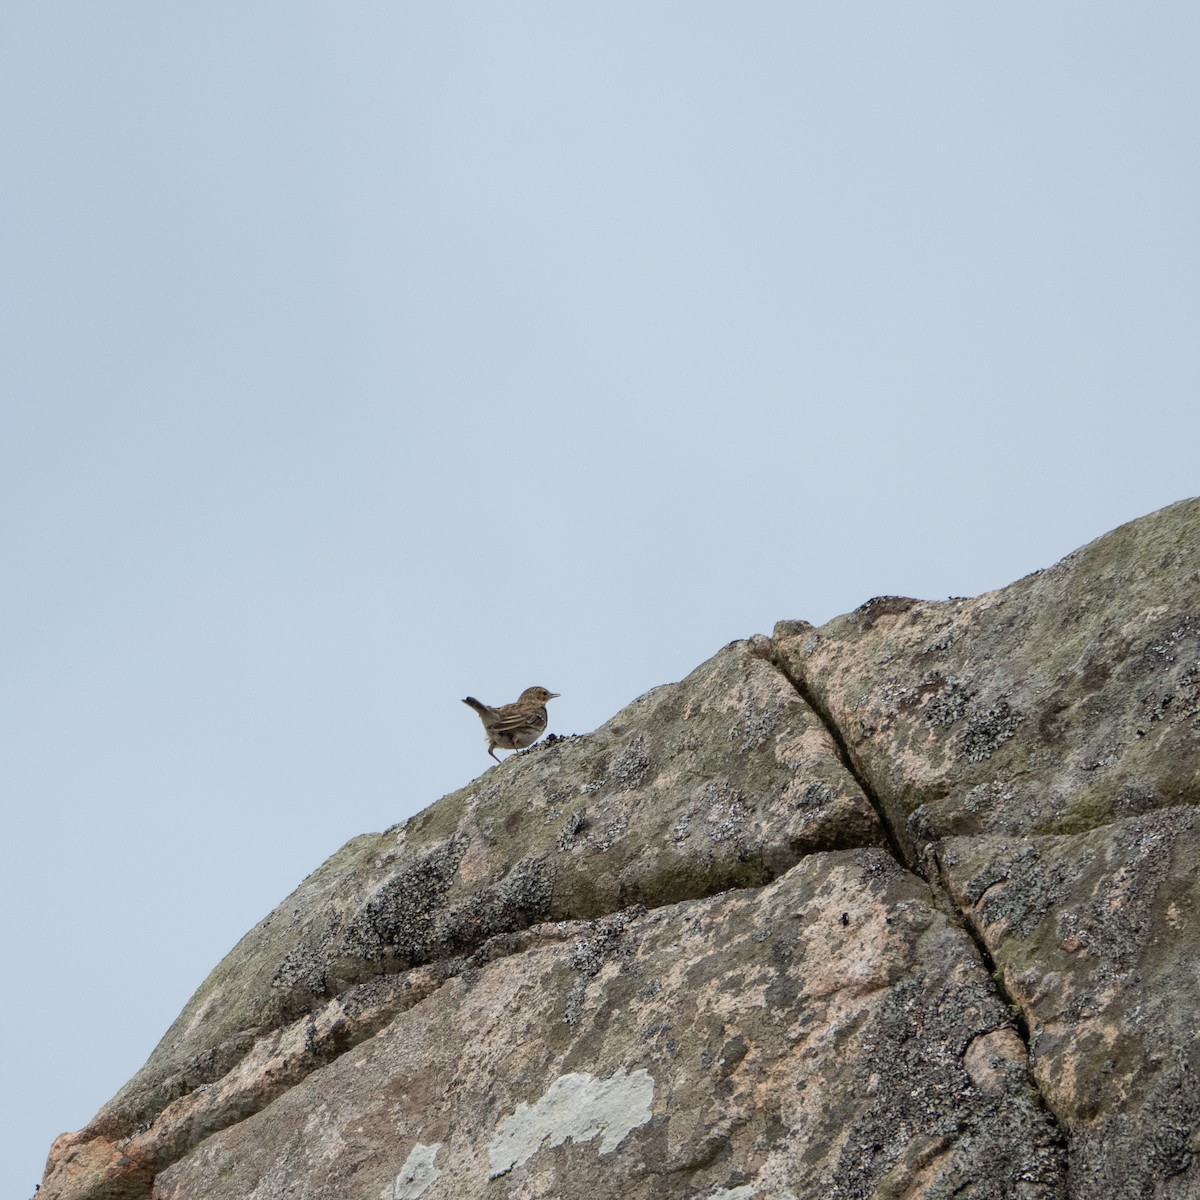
[462, 686, 559, 762]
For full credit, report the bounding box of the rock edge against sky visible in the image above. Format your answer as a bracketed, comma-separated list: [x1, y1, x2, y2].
[41, 498, 1200, 1200]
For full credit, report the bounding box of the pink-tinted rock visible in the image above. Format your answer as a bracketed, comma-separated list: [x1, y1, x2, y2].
[153, 851, 1062, 1200]
[771, 498, 1200, 1198]
[41, 639, 881, 1200]
[41, 498, 1200, 1200]
[935, 807, 1200, 1198]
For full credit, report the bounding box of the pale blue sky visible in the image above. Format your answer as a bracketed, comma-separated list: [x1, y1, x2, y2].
[4, 5, 1199, 1193]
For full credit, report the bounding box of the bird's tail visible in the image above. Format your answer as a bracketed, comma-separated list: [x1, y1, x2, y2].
[462, 696, 491, 715]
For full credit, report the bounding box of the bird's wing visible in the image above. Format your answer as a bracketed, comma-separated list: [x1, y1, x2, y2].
[490, 704, 546, 733]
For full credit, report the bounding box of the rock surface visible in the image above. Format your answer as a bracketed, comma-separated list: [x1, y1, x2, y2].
[935, 808, 1200, 1199]
[153, 852, 1063, 1200]
[772, 496, 1200, 855]
[39, 499, 1200, 1200]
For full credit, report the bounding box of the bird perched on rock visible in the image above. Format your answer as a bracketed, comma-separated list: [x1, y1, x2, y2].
[462, 686, 559, 761]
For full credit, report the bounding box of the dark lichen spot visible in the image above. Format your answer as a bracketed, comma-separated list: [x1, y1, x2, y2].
[568, 907, 644, 978]
[795, 780, 837, 811]
[958, 701, 1025, 763]
[729, 706, 785, 752]
[556, 811, 586, 851]
[921, 676, 974, 729]
[609, 735, 652, 791]
[337, 836, 469, 967]
[831, 972, 1063, 1197]
[854, 595, 921, 630]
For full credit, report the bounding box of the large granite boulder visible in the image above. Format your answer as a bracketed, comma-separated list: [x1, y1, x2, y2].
[40, 498, 1199, 1200]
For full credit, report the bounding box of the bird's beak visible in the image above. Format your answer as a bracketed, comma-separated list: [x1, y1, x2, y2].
[549, 692, 561, 699]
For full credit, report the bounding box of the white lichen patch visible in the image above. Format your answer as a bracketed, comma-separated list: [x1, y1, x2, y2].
[181, 987, 221, 1038]
[392, 1142, 442, 1199]
[486, 1067, 655, 1178]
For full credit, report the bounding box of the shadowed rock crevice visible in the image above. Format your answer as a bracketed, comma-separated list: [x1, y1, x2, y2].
[934, 808, 1200, 1200]
[768, 633, 1072, 1180]
[766, 637, 913, 873]
[773, 498, 1200, 853]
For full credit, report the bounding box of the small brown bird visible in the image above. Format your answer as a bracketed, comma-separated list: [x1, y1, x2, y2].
[462, 686, 560, 762]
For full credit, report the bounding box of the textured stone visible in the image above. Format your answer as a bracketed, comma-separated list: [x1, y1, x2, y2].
[773, 497, 1200, 856]
[40, 639, 880, 1200]
[770, 497, 1200, 1198]
[40, 498, 1200, 1200]
[935, 807, 1200, 1199]
[152, 851, 1063, 1200]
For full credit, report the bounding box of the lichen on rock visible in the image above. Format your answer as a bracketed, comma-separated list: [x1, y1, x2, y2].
[38, 497, 1200, 1200]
